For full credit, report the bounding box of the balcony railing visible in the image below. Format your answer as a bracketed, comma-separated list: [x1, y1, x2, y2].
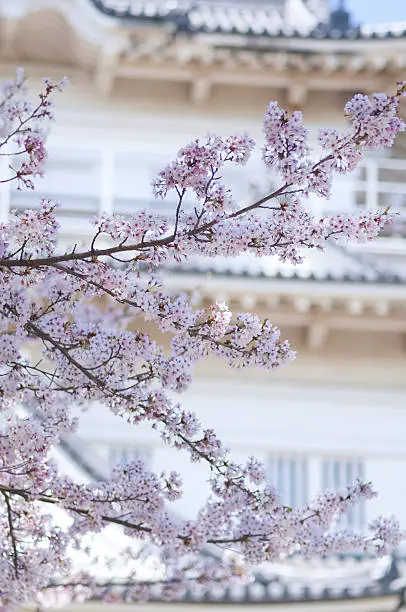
[2, 146, 406, 242]
[325, 157, 406, 237]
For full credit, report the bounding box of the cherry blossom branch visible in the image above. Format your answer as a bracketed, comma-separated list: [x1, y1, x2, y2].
[0, 480, 385, 551]
[0, 189, 290, 270]
[0, 484, 152, 534]
[22, 315, 289, 498]
[0, 74, 405, 609]
[2, 491, 19, 578]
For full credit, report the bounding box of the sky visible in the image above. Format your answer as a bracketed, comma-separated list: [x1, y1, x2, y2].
[345, 0, 406, 24]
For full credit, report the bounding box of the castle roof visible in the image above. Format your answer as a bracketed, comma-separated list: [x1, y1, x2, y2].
[90, 0, 406, 41]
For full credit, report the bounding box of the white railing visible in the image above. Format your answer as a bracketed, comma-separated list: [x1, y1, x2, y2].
[3, 145, 175, 240]
[327, 157, 406, 236]
[2, 147, 406, 240]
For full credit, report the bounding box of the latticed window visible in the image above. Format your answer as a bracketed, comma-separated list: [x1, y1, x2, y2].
[322, 458, 365, 531]
[267, 456, 309, 508]
[109, 445, 150, 470]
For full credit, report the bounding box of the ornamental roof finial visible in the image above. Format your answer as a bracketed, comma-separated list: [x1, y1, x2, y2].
[330, 0, 351, 32]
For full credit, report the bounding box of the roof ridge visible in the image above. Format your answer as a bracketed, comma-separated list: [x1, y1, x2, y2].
[89, 0, 406, 40]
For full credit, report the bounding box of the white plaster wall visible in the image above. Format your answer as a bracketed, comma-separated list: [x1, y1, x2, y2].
[75, 378, 406, 527]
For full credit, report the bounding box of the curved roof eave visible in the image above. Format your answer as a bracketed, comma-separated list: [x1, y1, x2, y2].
[88, 0, 406, 44]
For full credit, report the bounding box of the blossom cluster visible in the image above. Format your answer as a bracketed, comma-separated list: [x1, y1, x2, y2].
[0, 71, 404, 610]
[0, 69, 68, 190]
[261, 87, 405, 198]
[152, 133, 255, 211]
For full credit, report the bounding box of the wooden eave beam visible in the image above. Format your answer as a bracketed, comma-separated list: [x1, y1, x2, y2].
[0, 17, 18, 58]
[194, 32, 406, 55]
[306, 322, 328, 350]
[287, 83, 308, 108]
[260, 311, 406, 334]
[94, 48, 120, 95]
[115, 62, 394, 94]
[189, 75, 212, 105]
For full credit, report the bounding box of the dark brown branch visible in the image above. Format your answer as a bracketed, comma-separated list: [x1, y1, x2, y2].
[0, 183, 290, 269]
[173, 187, 186, 238]
[0, 484, 277, 547]
[25, 321, 108, 393]
[2, 491, 19, 578]
[0, 485, 152, 536]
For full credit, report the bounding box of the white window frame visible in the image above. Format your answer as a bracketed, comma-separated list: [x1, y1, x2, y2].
[267, 455, 309, 508]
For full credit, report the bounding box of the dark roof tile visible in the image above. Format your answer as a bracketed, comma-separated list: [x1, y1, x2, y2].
[168, 244, 404, 285]
[90, 0, 406, 41]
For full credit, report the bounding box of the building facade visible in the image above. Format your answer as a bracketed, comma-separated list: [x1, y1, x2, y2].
[1, 0, 406, 609]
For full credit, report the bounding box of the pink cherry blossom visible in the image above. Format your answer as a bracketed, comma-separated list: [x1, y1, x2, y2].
[0, 70, 404, 609]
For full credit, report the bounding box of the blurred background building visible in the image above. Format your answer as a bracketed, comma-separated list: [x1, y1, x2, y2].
[1, 0, 406, 609]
